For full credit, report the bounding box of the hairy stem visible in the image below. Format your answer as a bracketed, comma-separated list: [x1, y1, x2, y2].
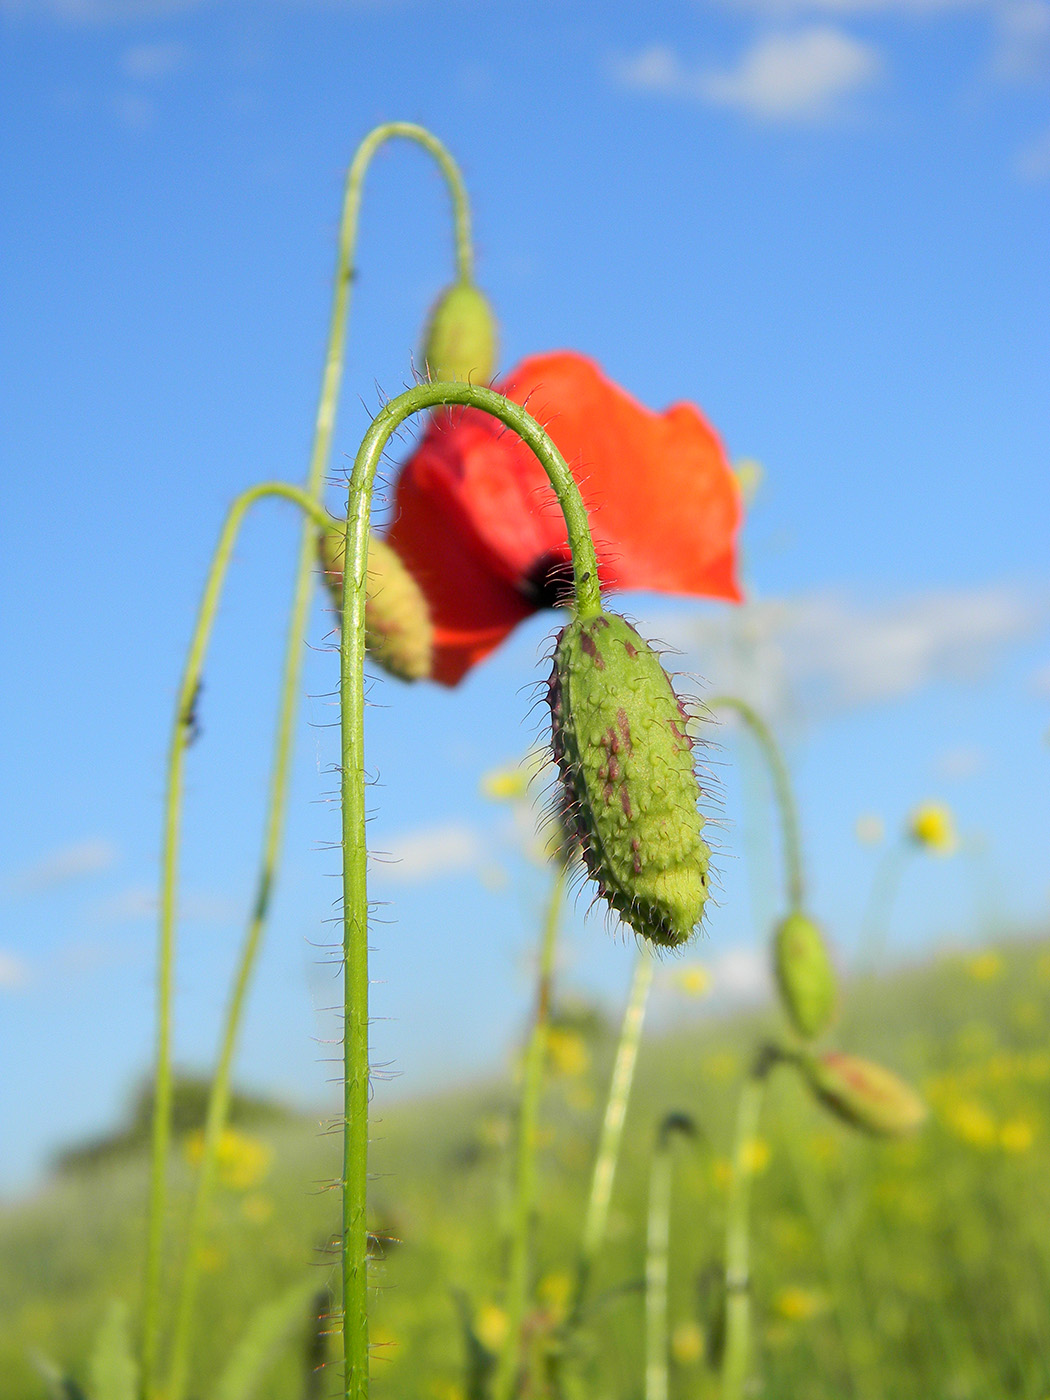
[142, 484, 332, 1398]
[721, 1067, 767, 1400]
[339, 380, 601, 1400]
[571, 947, 655, 1319]
[151, 123, 475, 1400]
[494, 862, 568, 1400]
[706, 696, 805, 914]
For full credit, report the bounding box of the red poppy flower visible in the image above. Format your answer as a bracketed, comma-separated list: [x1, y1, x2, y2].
[385, 351, 743, 685]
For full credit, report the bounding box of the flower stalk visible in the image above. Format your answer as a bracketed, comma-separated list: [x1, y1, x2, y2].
[338, 380, 601, 1400]
[146, 123, 477, 1400]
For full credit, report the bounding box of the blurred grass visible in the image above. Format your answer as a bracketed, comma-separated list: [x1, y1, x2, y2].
[4, 932, 1050, 1400]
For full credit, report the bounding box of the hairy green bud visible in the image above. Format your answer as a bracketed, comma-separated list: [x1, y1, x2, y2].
[800, 1051, 927, 1137]
[318, 525, 433, 682]
[773, 911, 837, 1041]
[547, 612, 710, 947]
[421, 281, 498, 385]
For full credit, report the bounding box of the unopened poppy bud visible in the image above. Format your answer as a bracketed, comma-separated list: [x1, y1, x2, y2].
[318, 524, 433, 682]
[773, 912, 837, 1041]
[547, 612, 710, 947]
[421, 281, 498, 384]
[799, 1051, 927, 1137]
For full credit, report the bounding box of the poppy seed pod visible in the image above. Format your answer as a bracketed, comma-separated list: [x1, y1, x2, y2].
[421, 281, 498, 386]
[319, 525, 433, 682]
[773, 912, 837, 1041]
[548, 612, 710, 947]
[800, 1051, 927, 1137]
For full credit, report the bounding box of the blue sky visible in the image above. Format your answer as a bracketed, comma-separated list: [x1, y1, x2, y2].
[1, 0, 1048, 1192]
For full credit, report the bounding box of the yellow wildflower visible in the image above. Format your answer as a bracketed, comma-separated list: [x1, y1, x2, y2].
[966, 951, 1003, 982]
[670, 1320, 705, 1365]
[673, 964, 711, 997]
[183, 1127, 272, 1190]
[475, 1303, 509, 1353]
[773, 1287, 828, 1323]
[537, 1271, 572, 1320]
[907, 802, 956, 854]
[738, 1137, 771, 1175]
[480, 763, 530, 803]
[546, 1027, 589, 1078]
[944, 1098, 997, 1149]
[999, 1117, 1036, 1153]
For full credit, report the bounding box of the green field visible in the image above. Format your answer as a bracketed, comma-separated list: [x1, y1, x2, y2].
[4, 932, 1050, 1400]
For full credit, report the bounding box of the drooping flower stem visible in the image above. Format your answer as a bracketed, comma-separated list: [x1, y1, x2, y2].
[141, 484, 333, 1398]
[339, 381, 601, 1400]
[706, 696, 805, 914]
[146, 124, 476, 1400]
[571, 947, 655, 1320]
[493, 861, 568, 1400]
[720, 1054, 772, 1400]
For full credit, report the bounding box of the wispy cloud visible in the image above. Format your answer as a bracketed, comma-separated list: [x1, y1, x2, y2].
[655, 583, 1048, 720]
[371, 822, 484, 883]
[121, 39, 191, 80]
[614, 28, 882, 121]
[0, 950, 30, 991]
[993, 0, 1050, 79]
[90, 884, 238, 924]
[7, 838, 118, 895]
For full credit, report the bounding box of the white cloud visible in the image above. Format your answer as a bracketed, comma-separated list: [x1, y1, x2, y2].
[0, 950, 30, 991]
[371, 822, 483, 882]
[121, 39, 190, 80]
[994, 0, 1050, 78]
[7, 838, 118, 895]
[615, 28, 882, 121]
[1015, 124, 1050, 179]
[656, 583, 1048, 721]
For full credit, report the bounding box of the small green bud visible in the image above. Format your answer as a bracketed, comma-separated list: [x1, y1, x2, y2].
[547, 612, 710, 947]
[800, 1051, 927, 1137]
[318, 525, 433, 682]
[773, 911, 837, 1041]
[421, 281, 498, 384]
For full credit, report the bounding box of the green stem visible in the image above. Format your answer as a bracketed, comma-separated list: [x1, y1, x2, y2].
[706, 696, 805, 914]
[141, 484, 331, 1399]
[493, 862, 568, 1400]
[720, 1067, 767, 1400]
[338, 380, 601, 1400]
[645, 1139, 673, 1400]
[571, 947, 655, 1319]
[152, 124, 476, 1400]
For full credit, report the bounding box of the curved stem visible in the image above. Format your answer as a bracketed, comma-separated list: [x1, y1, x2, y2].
[721, 1067, 767, 1400]
[706, 696, 805, 914]
[142, 484, 331, 1397]
[339, 381, 601, 1400]
[571, 947, 655, 1321]
[494, 862, 567, 1400]
[151, 124, 477, 1400]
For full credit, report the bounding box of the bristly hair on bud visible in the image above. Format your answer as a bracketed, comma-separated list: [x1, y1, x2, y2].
[318, 524, 434, 682]
[547, 611, 711, 948]
[773, 911, 837, 1041]
[798, 1050, 927, 1138]
[420, 281, 498, 386]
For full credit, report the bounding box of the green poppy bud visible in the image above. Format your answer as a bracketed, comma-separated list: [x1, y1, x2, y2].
[547, 611, 710, 947]
[800, 1051, 927, 1137]
[421, 281, 498, 385]
[318, 525, 433, 682]
[773, 911, 837, 1041]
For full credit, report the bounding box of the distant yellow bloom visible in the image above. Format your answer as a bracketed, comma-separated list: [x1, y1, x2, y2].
[537, 1270, 572, 1320]
[480, 764, 530, 803]
[546, 1027, 590, 1078]
[907, 802, 956, 854]
[966, 951, 1003, 982]
[738, 1137, 771, 1175]
[673, 964, 711, 997]
[855, 814, 885, 846]
[944, 1098, 997, 1149]
[773, 1286, 828, 1323]
[999, 1117, 1036, 1153]
[670, 1320, 705, 1365]
[474, 1303, 509, 1353]
[184, 1128, 272, 1190]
